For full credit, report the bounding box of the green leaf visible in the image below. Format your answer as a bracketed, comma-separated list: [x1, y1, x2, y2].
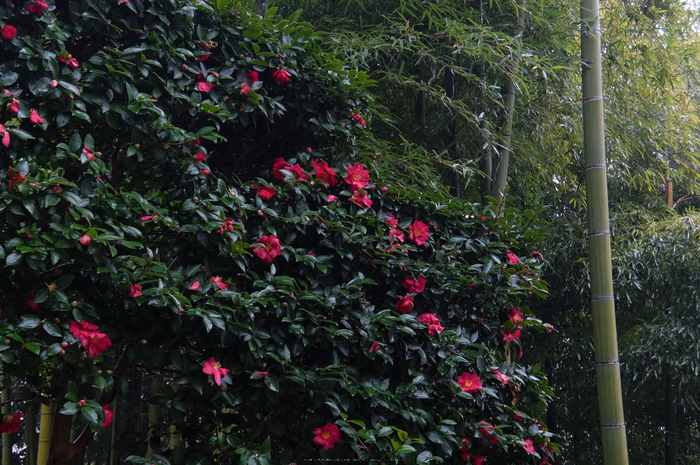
[19, 315, 42, 330]
[0, 72, 19, 86]
[43, 322, 63, 337]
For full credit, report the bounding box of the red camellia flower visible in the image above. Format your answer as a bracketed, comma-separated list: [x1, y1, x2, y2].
[457, 373, 482, 394]
[478, 422, 498, 446]
[9, 99, 19, 114]
[101, 405, 113, 429]
[395, 294, 414, 314]
[79, 234, 91, 245]
[252, 185, 275, 200]
[69, 320, 112, 357]
[188, 281, 200, 291]
[509, 307, 524, 323]
[26, 0, 48, 15]
[544, 323, 554, 333]
[349, 190, 372, 209]
[474, 455, 485, 465]
[1, 25, 17, 39]
[202, 357, 229, 386]
[239, 82, 251, 96]
[82, 147, 95, 160]
[493, 370, 509, 386]
[369, 341, 380, 353]
[417, 313, 444, 335]
[311, 160, 338, 186]
[129, 284, 142, 298]
[211, 277, 228, 290]
[523, 439, 536, 455]
[198, 54, 210, 61]
[193, 152, 206, 162]
[385, 212, 398, 228]
[403, 274, 426, 293]
[287, 164, 308, 181]
[344, 163, 370, 191]
[26, 295, 40, 312]
[389, 228, 404, 243]
[503, 327, 522, 342]
[272, 157, 290, 179]
[351, 113, 367, 128]
[30, 109, 45, 124]
[327, 195, 336, 202]
[82, 332, 112, 357]
[8, 168, 25, 191]
[67, 58, 79, 70]
[506, 252, 520, 265]
[408, 220, 430, 245]
[247, 71, 259, 83]
[0, 412, 22, 434]
[312, 424, 340, 450]
[272, 68, 291, 83]
[0, 125, 9, 147]
[196, 82, 213, 93]
[254, 235, 282, 263]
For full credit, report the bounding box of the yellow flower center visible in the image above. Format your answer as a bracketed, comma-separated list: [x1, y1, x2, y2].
[213, 362, 221, 370]
[322, 430, 330, 440]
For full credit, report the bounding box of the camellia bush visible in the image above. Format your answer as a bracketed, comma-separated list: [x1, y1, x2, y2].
[0, 0, 558, 464]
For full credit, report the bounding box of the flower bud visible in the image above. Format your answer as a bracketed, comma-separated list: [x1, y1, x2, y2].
[61, 342, 69, 347]
[78, 400, 86, 407]
[72, 301, 78, 307]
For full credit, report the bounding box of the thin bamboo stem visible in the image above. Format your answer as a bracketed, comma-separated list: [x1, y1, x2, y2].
[581, 0, 629, 463]
[489, 1, 526, 205]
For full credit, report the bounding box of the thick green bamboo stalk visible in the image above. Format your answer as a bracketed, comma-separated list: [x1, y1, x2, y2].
[581, 1, 629, 464]
[37, 402, 55, 465]
[1, 385, 10, 465]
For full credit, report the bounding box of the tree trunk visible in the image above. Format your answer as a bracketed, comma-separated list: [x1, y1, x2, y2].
[488, 2, 526, 205]
[664, 369, 677, 465]
[581, 0, 629, 463]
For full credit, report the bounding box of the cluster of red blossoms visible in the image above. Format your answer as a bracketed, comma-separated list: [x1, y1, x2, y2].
[69, 320, 112, 357]
[503, 307, 523, 342]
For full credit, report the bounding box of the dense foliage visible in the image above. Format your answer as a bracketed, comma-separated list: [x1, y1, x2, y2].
[0, 0, 558, 463]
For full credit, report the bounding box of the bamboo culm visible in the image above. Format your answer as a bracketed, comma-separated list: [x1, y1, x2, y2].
[580, 0, 630, 463]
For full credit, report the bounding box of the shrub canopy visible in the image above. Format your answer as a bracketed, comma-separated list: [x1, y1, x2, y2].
[0, 0, 556, 463]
